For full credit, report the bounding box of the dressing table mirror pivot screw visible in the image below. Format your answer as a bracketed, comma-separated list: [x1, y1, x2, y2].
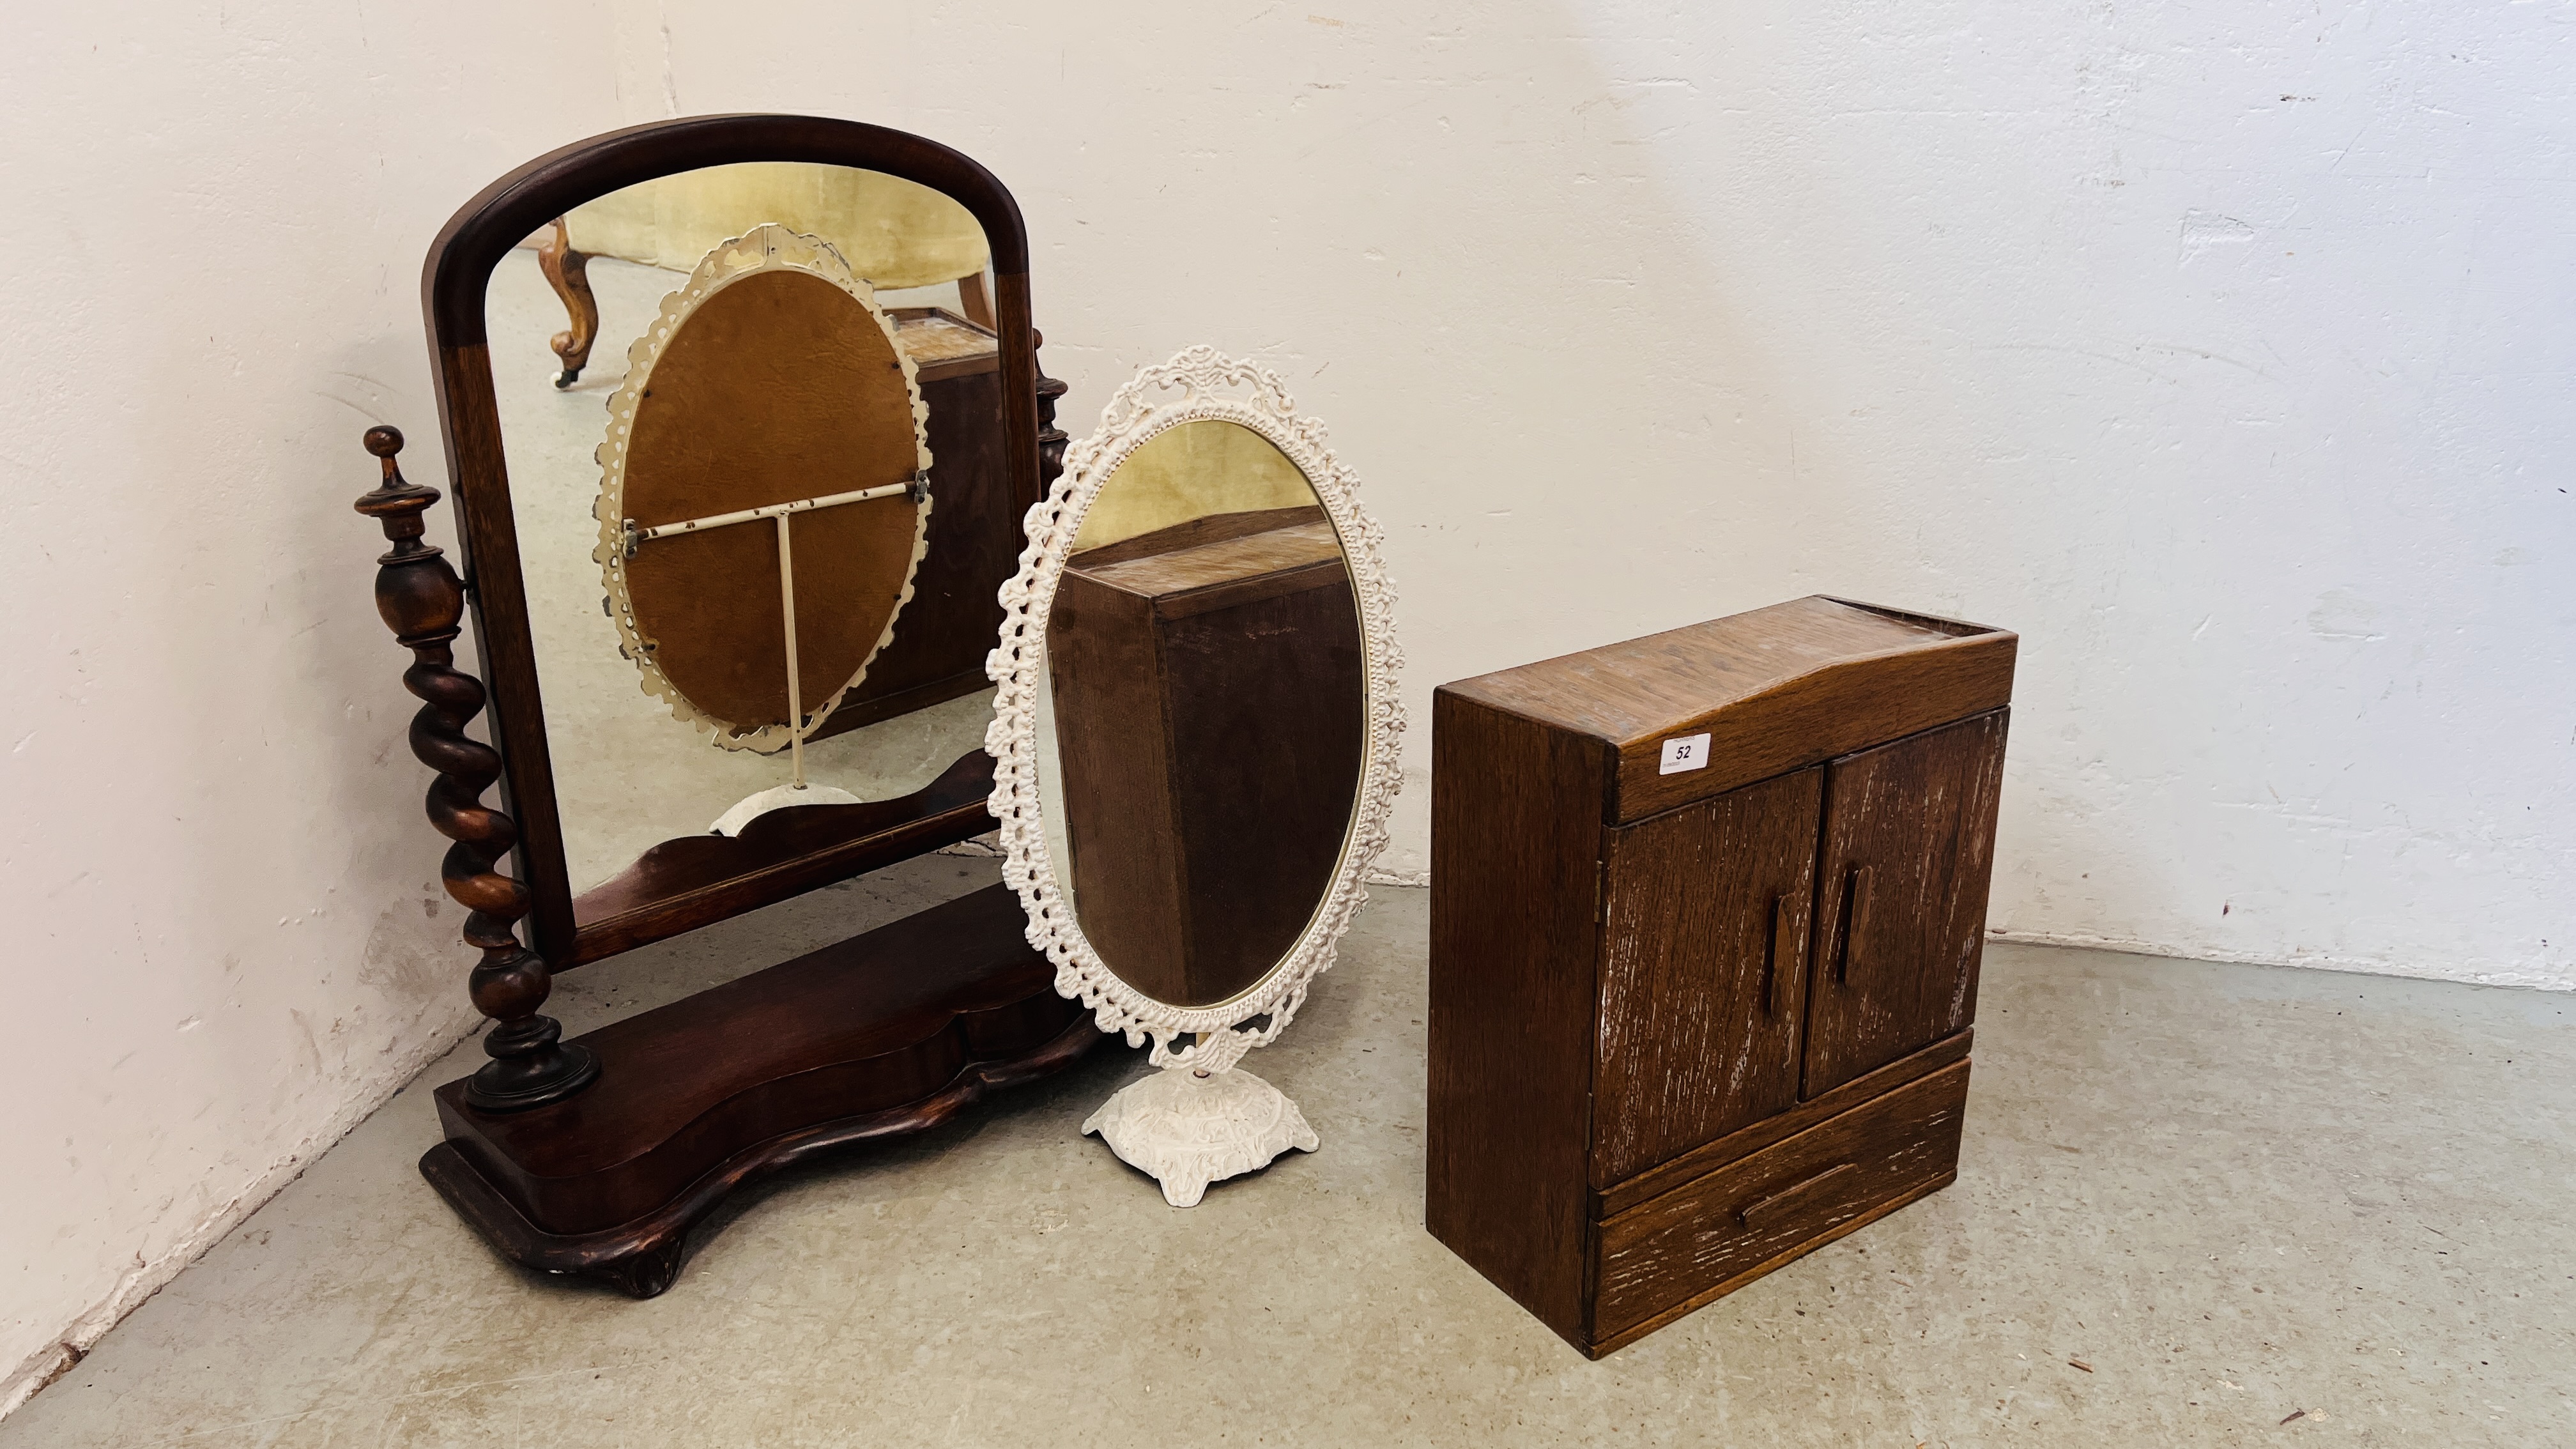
[353, 425, 599, 1112]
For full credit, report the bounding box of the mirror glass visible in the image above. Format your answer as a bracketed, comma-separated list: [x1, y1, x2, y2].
[484, 162, 1012, 912]
[1036, 420, 1367, 1008]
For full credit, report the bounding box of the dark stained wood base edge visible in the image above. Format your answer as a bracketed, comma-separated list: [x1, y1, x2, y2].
[1579, 1170, 1958, 1359]
[419, 1015, 1102, 1298]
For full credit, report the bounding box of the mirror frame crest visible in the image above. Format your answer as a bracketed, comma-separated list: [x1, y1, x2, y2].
[985, 345, 1406, 1074]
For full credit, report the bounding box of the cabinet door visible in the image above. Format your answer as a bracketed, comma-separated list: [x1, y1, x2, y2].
[1593, 767, 1821, 1186]
[1803, 709, 2009, 1098]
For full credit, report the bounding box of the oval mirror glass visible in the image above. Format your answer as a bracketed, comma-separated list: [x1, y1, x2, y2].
[1036, 419, 1367, 1008]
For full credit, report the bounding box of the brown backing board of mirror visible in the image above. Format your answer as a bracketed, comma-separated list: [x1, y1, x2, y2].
[351, 115, 1091, 1294]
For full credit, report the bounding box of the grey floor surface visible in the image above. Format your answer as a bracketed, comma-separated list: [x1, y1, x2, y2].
[5, 860, 2570, 1446]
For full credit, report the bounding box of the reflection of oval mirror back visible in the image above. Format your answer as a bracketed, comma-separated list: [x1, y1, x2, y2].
[599, 224, 931, 832]
[1043, 420, 1363, 1008]
[486, 162, 1019, 912]
[992, 345, 1404, 1209]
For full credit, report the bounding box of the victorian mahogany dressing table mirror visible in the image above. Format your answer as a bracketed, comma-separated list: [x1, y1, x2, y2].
[349, 116, 1085, 1295]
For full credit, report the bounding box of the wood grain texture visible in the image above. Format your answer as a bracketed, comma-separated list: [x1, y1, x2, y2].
[419, 116, 1043, 969]
[1425, 596, 2010, 1357]
[814, 363, 1013, 739]
[420, 1011, 1100, 1297]
[1071, 520, 1342, 610]
[566, 749, 996, 962]
[1064, 504, 1323, 570]
[887, 306, 998, 383]
[1804, 709, 2010, 1097]
[1437, 596, 2016, 824]
[354, 426, 596, 1110]
[1046, 512, 1365, 1006]
[1425, 690, 1611, 1349]
[433, 884, 1084, 1239]
[1584, 1170, 1958, 1359]
[1591, 768, 1820, 1186]
[1593, 1028, 1971, 1218]
[1591, 1059, 1972, 1343]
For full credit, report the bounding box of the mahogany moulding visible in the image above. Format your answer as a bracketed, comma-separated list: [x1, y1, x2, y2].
[418, 884, 1098, 1295]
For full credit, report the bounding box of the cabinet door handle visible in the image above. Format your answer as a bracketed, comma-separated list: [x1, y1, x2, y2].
[1834, 864, 1873, 986]
[1738, 1162, 1856, 1227]
[1763, 893, 1789, 1016]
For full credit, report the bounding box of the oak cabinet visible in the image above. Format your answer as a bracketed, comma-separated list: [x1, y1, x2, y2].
[1804, 709, 2010, 1097]
[1427, 596, 2014, 1356]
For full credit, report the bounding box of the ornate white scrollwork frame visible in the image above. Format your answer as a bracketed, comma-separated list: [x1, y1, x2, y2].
[984, 346, 1405, 1204]
[594, 222, 934, 753]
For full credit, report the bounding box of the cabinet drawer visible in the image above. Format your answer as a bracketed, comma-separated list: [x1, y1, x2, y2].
[1592, 1059, 1970, 1339]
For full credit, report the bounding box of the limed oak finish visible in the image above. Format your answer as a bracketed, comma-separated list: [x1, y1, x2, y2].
[1427, 596, 2014, 1357]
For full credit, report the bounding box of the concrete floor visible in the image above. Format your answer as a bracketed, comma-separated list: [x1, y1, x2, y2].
[6, 861, 2570, 1446]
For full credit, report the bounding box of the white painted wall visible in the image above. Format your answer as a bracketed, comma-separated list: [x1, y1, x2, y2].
[4, 0, 2568, 1416]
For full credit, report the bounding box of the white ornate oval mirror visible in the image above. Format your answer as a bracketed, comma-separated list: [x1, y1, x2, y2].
[987, 346, 1404, 1206]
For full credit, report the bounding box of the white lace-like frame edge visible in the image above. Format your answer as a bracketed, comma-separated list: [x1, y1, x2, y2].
[983, 345, 1406, 1073]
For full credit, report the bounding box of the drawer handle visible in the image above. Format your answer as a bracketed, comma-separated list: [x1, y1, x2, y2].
[1737, 1162, 1857, 1227]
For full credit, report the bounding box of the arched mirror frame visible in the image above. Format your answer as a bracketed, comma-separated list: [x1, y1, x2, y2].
[421, 114, 1046, 970]
[986, 346, 1406, 1075]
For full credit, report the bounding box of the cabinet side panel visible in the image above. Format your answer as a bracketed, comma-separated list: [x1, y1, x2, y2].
[1161, 574, 1366, 1006]
[1427, 690, 1606, 1344]
[829, 367, 1011, 717]
[1047, 573, 1190, 1000]
[1593, 767, 1821, 1186]
[1804, 708, 2010, 1097]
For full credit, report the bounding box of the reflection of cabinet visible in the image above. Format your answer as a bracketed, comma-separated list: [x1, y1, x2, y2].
[1046, 507, 1365, 1006]
[1427, 597, 2014, 1357]
[815, 311, 1015, 735]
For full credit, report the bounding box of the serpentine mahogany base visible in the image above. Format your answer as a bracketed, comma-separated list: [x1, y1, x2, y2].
[419, 884, 1097, 1296]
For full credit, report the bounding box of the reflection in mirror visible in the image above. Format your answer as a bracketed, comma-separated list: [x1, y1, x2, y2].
[484, 163, 1009, 906]
[1039, 420, 1367, 1008]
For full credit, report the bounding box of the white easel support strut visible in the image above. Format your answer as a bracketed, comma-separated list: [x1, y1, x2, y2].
[618, 470, 930, 784]
[620, 472, 928, 558]
[774, 512, 806, 788]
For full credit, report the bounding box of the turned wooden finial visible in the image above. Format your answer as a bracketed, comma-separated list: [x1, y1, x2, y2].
[354, 425, 445, 554]
[1034, 331, 1071, 490]
[351, 424, 597, 1112]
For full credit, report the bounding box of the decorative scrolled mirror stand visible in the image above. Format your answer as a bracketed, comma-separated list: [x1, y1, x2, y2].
[989, 346, 1405, 1207]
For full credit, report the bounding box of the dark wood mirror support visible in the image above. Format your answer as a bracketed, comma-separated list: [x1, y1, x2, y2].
[351, 117, 1099, 1292]
[353, 426, 599, 1112]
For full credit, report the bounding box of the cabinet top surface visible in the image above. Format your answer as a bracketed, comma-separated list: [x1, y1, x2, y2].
[1439, 596, 2012, 747]
[1070, 519, 1340, 600]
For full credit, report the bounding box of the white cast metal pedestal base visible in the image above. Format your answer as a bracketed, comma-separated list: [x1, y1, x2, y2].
[1082, 1066, 1319, 1208]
